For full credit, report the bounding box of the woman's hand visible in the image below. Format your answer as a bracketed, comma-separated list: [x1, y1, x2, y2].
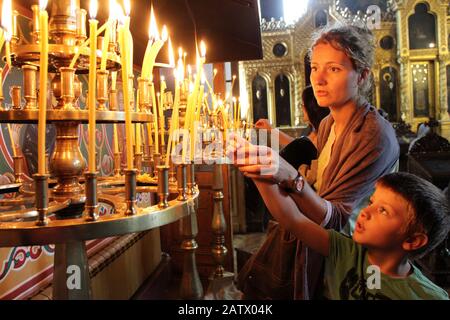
[226, 133, 298, 184]
[255, 119, 273, 131]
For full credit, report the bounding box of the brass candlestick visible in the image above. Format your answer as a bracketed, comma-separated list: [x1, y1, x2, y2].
[114, 152, 121, 176]
[153, 153, 161, 180]
[23, 65, 38, 110]
[186, 162, 196, 196]
[177, 163, 188, 201]
[157, 165, 169, 208]
[109, 89, 118, 111]
[97, 70, 109, 111]
[13, 155, 24, 183]
[124, 169, 138, 216]
[60, 67, 76, 110]
[134, 152, 143, 174]
[84, 172, 98, 221]
[34, 174, 50, 226]
[11, 86, 22, 110]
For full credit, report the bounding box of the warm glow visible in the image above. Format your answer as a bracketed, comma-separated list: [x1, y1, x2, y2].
[283, 0, 308, 24]
[161, 25, 168, 42]
[161, 75, 165, 82]
[39, 0, 48, 11]
[178, 47, 183, 60]
[124, 0, 131, 16]
[201, 71, 206, 85]
[187, 65, 192, 76]
[200, 40, 206, 58]
[168, 38, 175, 67]
[1, 0, 12, 37]
[148, 6, 160, 40]
[89, 0, 98, 19]
[109, 0, 116, 20]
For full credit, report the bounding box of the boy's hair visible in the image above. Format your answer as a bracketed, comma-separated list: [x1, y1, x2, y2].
[377, 172, 450, 259]
[301, 85, 330, 131]
[308, 22, 375, 105]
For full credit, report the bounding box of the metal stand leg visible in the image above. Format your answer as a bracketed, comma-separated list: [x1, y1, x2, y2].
[179, 162, 204, 299]
[53, 241, 91, 300]
[207, 162, 234, 298]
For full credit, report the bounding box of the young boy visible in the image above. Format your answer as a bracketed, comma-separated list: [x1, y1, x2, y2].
[250, 171, 449, 299]
[324, 172, 449, 299]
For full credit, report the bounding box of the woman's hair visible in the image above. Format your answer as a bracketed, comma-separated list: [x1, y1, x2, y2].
[308, 22, 375, 104]
[302, 85, 330, 131]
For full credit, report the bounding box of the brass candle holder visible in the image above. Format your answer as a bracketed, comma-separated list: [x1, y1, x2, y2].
[96, 70, 109, 111]
[157, 165, 169, 208]
[13, 155, 24, 183]
[177, 163, 188, 201]
[84, 171, 98, 221]
[124, 169, 138, 216]
[109, 89, 118, 111]
[34, 174, 50, 226]
[186, 162, 196, 196]
[59, 67, 77, 110]
[75, 8, 87, 44]
[23, 65, 38, 110]
[153, 153, 161, 180]
[11, 86, 22, 110]
[169, 157, 177, 184]
[134, 151, 143, 174]
[114, 152, 121, 176]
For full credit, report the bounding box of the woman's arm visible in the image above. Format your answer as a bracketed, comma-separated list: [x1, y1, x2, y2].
[252, 178, 330, 256]
[255, 119, 294, 148]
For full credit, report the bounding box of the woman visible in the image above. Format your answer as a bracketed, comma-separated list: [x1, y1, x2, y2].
[230, 23, 400, 299]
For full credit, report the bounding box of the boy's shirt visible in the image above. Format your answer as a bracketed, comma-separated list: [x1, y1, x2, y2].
[324, 230, 449, 300]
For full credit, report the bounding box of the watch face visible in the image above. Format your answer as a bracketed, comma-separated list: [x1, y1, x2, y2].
[295, 176, 304, 192]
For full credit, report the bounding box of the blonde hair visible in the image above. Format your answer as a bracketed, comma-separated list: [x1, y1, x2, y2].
[308, 22, 375, 106]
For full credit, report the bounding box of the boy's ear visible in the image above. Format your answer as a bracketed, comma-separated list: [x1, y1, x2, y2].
[358, 68, 370, 85]
[402, 233, 428, 252]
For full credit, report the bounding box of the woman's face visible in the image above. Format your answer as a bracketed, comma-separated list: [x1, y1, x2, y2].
[310, 42, 360, 109]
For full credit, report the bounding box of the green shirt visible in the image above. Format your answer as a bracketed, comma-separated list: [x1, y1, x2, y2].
[324, 230, 449, 300]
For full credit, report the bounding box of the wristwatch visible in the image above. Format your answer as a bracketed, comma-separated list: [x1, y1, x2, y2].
[282, 173, 305, 194]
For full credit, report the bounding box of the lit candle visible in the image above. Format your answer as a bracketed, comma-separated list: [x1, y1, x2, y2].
[0, 29, 5, 53]
[165, 71, 181, 167]
[100, 0, 114, 71]
[37, 0, 48, 175]
[150, 81, 159, 153]
[124, 0, 133, 73]
[141, 9, 168, 80]
[118, 6, 133, 169]
[88, 0, 98, 172]
[1, 0, 13, 68]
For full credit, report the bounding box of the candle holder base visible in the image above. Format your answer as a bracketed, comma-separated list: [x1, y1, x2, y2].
[34, 174, 50, 226]
[84, 171, 99, 222]
[124, 169, 138, 216]
[157, 165, 169, 209]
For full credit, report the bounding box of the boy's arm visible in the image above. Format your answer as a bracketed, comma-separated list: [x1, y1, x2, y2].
[253, 178, 330, 256]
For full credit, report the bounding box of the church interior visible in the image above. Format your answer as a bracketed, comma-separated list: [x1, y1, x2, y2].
[0, 0, 449, 301]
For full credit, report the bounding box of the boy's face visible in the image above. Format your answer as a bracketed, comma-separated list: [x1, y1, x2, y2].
[352, 184, 413, 251]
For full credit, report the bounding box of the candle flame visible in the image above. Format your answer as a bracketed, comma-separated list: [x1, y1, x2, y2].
[1, 0, 12, 35]
[201, 71, 206, 85]
[89, 0, 98, 19]
[178, 47, 183, 60]
[168, 38, 175, 67]
[187, 65, 192, 75]
[161, 75, 165, 82]
[39, 0, 48, 11]
[116, 3, 125, 25]
[109, 0, 116, 20]
[148, 6, 160, 40]
[161, 25, 168, 41]
[124, 0, 131, 16]
[200, 40, 206, 58]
